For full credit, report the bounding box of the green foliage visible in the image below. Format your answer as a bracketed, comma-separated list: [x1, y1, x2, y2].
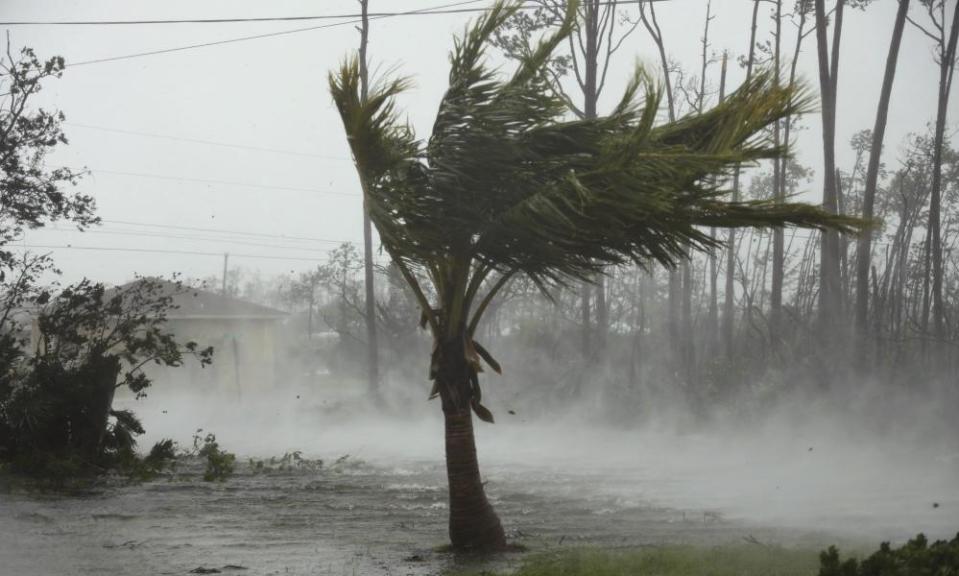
[0, 276, 213, 479]
[0, 43, 212, 483]
[191, 430, 235, 482]
[331, 0, 858, 289]
[0, 45, 96, 260]
[119, 438, 178, 482]
[329, 0, 863, 420]
[819, 533, 959, 576]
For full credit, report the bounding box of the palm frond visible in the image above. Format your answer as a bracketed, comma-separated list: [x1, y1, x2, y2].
[328, 0, 864, 312]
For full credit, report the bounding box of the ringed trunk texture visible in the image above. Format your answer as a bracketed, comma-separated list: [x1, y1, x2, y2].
[435, 334, 505, 551]
[443, 406, 506, 551]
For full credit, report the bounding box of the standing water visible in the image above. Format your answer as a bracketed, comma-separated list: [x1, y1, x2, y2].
[2, 389, 957, 576]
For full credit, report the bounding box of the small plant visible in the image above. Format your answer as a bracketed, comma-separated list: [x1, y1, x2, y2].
[819, 533, 959, 576]
[120, 438, 177, 481]
[190, 429, 235, 482]
[248, 450, 323, 474]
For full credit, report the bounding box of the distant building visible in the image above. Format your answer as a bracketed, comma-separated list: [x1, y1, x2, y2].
[24, 279, 287, 401]
[149, 282, 288, 399]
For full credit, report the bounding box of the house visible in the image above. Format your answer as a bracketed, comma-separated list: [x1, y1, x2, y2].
[122, 281, 288, 399]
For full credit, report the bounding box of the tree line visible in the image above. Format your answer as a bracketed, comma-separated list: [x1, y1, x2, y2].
[257, 0, 958, 418]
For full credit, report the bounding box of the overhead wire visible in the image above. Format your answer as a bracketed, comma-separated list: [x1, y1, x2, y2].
[24, 1, 672, 67]
[34, 226, 352, 252]
[65, 122, 351, 161]
[14, 243, 331, 262]
[62, 0, 489, 67]
[69, 166, 359, 197]
[100, 219, 355, 245]
[0, 1, 658, 26]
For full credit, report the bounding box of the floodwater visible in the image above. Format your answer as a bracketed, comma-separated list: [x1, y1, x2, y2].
[2, 393, 957, 576]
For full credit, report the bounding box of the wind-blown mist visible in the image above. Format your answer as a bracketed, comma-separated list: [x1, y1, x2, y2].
[121, 352, 959, 545]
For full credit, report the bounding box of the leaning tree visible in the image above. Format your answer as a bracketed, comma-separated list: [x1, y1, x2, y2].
[329, 0, 860, 551]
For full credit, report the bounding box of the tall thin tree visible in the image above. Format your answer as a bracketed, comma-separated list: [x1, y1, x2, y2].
[723, 0, 761, 358]
[494, 0, 637, 360]
[638, 0, 681, 361]
[855, 0, 910, 353]
[814, 0, 845, 338]
[910, 0, 959, 341]
[770, 0, 785, 346]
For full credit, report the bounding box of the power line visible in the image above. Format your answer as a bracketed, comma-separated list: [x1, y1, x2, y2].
[101, 219, 356, 245]
[64, 0, 488, 67]
[15, 243, 330, 262]
[65, 122, 351, 161]
[0, 1, 656, 26]
[75, 166, 359, 197]
[0, 2, 489, 26]
[35, 226, 346, 252]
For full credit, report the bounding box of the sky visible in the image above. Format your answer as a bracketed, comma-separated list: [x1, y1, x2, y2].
[2, 0, 954, 287]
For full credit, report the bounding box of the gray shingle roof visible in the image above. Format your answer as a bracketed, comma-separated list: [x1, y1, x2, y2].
[115, 279, 287, 320]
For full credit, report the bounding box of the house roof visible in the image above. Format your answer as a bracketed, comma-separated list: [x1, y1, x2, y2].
[114, 279, 287, 320]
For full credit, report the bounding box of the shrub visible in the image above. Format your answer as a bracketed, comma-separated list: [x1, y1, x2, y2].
[192, 431, 235, 482]
[0, 276, 213, 479]
[819, 533, 959, 576]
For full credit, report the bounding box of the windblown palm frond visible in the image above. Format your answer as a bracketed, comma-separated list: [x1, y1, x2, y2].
[329, 0, 861, 335]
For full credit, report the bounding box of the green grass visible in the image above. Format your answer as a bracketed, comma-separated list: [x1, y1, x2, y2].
[453, 545, 821, 576]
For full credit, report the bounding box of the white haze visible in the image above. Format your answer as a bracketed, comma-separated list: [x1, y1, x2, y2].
[121, 372, 959, 545]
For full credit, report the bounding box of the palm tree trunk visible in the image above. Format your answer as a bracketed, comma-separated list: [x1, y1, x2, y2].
[436, 335, 506, 551]
[443, 403, 506, 551]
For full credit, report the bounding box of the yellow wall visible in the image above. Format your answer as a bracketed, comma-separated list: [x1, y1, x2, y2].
[126, 317, 281, 400]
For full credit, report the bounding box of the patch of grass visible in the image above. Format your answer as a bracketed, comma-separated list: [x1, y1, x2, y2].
[451, 545, 820, 576]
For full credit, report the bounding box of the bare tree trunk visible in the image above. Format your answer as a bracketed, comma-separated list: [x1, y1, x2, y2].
[856, 0, 910, 358]
[581, 286, 592, 358]
[930, 0, 959, 342]
[708, 52, 727, 355]
[723, 0, 760, 359]
[582, 0, 602, 360]
[815, 0, 845, 342]
[681, 261, 694, 379]
[359, 0, 380, 398]
[770, 0, 784, 348]
[640, 1, 682, 365]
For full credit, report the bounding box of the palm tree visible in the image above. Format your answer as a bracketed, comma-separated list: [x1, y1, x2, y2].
[329, 0, 859, 551]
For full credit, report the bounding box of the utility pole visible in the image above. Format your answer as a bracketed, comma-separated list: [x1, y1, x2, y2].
[222, 253, 229, 295]
[359, 0, 380, 399]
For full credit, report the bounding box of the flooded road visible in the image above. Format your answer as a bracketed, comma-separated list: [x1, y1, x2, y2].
[0, 458, 828, 576]
[2, 403, 957, 576]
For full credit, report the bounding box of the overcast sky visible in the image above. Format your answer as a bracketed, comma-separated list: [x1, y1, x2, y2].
[3, 0, 953, 287]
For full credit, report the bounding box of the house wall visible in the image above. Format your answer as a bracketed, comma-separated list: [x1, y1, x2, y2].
[122, 317, 281, 401]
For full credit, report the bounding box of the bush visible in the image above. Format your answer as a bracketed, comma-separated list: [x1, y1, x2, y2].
[248, 451, 323, 474]
[819, 533, 959, 576]
[192, 431, 235, 482]
[0, 276, 213, 480]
